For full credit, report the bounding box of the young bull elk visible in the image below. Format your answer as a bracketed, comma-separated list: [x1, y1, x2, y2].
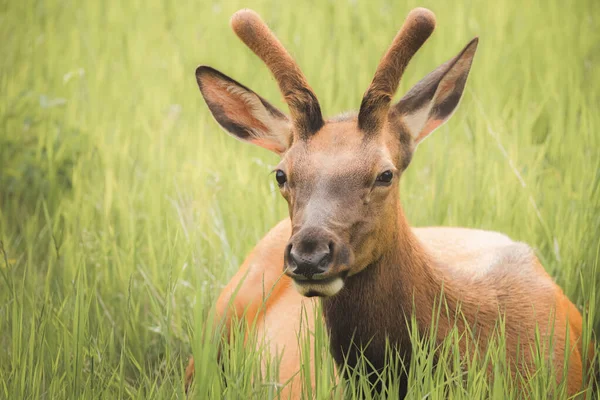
[186, 7, 592, 398]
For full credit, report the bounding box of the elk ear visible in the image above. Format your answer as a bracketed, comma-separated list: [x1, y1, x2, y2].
[196, 66, 292, 155]
[391, 38, 478, 145]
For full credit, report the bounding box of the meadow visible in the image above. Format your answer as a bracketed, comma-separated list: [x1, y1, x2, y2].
[1, 0, 599, 398]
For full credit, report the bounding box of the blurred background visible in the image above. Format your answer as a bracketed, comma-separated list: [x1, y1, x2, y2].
[1, 0, 598, 398]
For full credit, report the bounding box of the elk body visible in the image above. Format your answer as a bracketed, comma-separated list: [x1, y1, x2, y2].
[186, 8, 591, 399]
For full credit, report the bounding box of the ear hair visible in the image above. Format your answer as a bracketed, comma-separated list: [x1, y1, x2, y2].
[393, 37, 479, 145]
[230, 9, 324, 138]
[196, 66, 292, 155]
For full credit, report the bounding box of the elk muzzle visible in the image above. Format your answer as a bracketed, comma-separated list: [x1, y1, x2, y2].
[284, 227, 350, 297]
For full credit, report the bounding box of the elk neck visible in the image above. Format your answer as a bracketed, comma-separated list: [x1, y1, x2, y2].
[321, 200, 448, 375]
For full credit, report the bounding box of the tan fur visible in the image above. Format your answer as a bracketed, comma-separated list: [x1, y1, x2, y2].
[186, 220, 317, 399]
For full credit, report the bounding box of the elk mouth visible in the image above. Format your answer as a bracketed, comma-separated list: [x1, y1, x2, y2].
[288, 271, 349, 298]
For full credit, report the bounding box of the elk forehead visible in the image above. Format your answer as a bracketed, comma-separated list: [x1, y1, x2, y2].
[282, 119, 399, 176]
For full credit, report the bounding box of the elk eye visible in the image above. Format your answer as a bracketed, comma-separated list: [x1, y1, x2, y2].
[375, 170, 394, 185]
[275, 169, 287, 186]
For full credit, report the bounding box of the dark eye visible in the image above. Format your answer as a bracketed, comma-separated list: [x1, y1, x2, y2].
[275, 169, 287, 186]
[375, 170, 394, 185]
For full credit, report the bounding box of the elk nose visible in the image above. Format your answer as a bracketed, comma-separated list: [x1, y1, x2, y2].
[287, 242, 333, 279]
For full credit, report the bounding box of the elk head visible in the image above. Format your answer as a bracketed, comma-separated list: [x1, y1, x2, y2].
[196, 8, 478, 297]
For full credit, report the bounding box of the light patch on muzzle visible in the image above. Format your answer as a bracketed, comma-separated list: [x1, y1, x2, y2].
[292, 277, 344, 297]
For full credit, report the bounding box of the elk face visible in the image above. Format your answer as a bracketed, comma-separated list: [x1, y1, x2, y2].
[273, 120, 403, 297]
[195, 9, 478, 297]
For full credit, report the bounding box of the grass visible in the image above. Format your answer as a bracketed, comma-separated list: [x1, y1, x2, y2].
[1, 0, 599, 398]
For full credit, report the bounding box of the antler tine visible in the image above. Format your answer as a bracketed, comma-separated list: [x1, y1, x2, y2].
[358, 8, 436, 134]
[231, 9, 324, 138]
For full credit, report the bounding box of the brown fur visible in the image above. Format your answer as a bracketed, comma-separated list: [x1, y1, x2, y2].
[187, 8, 592, 399]
[323, 210, 585, 397]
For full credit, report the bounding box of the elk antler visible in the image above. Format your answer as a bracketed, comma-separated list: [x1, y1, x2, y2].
[358, 8, 436, 134]
[231, 9, 324, 138]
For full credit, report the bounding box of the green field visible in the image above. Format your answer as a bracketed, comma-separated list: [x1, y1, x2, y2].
[1, 0, 599, 398]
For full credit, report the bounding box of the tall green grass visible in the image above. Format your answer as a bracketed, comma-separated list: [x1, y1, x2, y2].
[1, 0, 598, 398]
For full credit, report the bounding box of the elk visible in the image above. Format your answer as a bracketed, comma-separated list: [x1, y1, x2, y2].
[186, 7, 592, 399]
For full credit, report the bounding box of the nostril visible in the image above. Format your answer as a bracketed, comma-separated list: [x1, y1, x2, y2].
[286, 244, 300, 271]
[328, 241, 335, 255]
[318, 243, 334, 270]
[318, 254, 330, 268]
